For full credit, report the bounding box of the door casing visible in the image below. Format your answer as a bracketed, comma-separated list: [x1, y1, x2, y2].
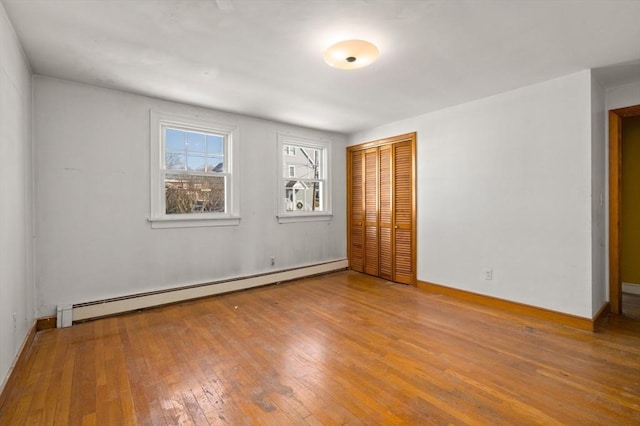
[609, 105, 640, 314]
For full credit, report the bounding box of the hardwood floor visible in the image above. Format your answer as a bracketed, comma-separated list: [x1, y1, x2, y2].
[1, 271, 639, 425]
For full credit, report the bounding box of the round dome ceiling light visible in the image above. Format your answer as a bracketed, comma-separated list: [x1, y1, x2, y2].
[324, 40, 379, 70]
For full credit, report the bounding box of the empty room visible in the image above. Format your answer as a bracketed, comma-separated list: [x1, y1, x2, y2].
[1, 0, 639, 424]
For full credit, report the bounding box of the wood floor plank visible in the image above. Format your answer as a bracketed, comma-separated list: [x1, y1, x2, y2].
[1, 271, 639, 424]
[52, 346, 75, 424]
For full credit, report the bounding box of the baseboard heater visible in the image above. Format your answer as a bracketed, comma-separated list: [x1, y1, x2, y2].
[71, 259, 348, 323]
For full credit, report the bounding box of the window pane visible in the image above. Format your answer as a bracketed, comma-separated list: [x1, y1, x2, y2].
[284, 146, 321, 179]
[165, 152, 185, 170]
[187, 155, 206, 171]
[165, 173, 225, 214]
[187, 132, 206, 153]
[207, 156, 224, 172]
[284, 180, 323, 212]
[296, 162, 315, 178]
[165, 128, 185, 151]
[207, 135, 224, 155]
[300, 147, 321, 178]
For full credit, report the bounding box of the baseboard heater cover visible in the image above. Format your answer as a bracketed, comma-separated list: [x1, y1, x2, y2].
[72, 259, 348, 322]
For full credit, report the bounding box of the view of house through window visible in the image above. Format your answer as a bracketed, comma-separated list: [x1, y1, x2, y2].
[283, 143, 324, 212]
[163, 127, 227, 214]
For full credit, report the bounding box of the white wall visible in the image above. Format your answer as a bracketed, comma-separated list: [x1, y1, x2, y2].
[350, 71, 597, 318]
[33, 76, 346, 316]
[0, 4, 34, 391]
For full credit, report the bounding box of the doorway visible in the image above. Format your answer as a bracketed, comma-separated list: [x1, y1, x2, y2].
[609, 104, 640, 315]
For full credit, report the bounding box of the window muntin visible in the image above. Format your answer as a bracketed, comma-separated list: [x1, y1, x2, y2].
[150, 111, 239, 228]
[278, 134, 332, 222]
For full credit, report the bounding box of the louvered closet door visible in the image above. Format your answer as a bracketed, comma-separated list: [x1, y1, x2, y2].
[348, 133, 415, 285]
[393, 141, 413, 284]
[349, 150, 364, 272]
[364, 148, 379, 276]
[378, 145, 393, 280]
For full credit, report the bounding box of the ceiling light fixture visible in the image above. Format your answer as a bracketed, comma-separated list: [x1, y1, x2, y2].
[324, 39, 379, 70]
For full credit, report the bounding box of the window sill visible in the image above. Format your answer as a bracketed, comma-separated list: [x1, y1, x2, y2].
[149, 215, 241, 229]
[277, 213, 333, 224]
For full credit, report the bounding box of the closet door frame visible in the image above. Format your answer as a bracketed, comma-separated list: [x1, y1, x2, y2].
[347, 132, 417, 285]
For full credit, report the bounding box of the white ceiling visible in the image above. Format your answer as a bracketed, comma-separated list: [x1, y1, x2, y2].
[3, 0, 640, 134]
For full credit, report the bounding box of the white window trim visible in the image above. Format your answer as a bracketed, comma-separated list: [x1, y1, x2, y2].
[277, 132, 332, 224]
[149, 110, 240, 228]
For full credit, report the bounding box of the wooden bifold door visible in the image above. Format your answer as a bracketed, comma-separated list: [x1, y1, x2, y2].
[347, 133, 416, 285]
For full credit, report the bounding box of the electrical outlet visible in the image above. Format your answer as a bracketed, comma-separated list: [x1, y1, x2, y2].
[270, 256, 275, 266]
[483, 268, 493, 280]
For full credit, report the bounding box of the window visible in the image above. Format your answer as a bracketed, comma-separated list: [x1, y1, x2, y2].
[277, 133, 332, 223]
[150, 111, 240, 228]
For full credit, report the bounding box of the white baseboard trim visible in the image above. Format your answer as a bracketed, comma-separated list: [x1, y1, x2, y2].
[622, 282, 640, 295]
[72, 259, 348, 322]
